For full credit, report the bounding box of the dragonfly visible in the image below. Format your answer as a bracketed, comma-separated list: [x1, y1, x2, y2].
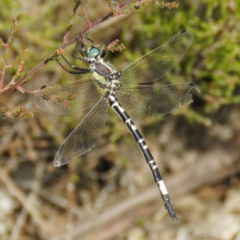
[34, 30, 199, 221]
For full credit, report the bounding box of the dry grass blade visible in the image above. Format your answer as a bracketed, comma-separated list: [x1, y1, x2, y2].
[0, 166, 55, 237]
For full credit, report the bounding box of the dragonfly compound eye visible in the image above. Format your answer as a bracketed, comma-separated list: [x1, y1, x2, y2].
[87, 47, 101, 61]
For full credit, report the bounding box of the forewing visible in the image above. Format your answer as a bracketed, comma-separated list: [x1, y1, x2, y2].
[115, 83, 199, 123]
[34, 78, 101, 115]
[120, 30, 193, 85]
[53, 97, 108, 167]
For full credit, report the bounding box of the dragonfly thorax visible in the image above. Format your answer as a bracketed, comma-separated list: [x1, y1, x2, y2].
[91, 60, 121, 94]
[82, 45, 121, 94]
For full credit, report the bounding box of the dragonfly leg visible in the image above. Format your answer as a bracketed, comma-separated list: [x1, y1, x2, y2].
[55, 55, 91, 74]
[100, 49, 107, 59]
[72, 41, 88, 61]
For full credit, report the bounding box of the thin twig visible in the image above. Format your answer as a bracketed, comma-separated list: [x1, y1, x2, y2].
[0, 0, 137, 97]
[0, 14, 22, 91]
[0, 123, 19, 155]
[16, 85, 35, 95]
[0, 167, 53, 236]
[63, 0, 81, 44]
[9, 209, 28, 240]
[0, 42, 9, 91]
[10, 162, 47, 240]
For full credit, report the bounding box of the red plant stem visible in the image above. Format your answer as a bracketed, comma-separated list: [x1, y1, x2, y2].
[63, 1, 81, 44]
[0, 59, 47, 96]
[16, 85, 35, 95]
[0, 43, 9, 91]
[0, 0, 137, 97]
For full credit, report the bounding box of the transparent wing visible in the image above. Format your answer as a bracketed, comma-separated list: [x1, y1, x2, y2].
[115, 83, 199, 123]
[34, 78, 102, 115]
[53, 97, 108, 167]
[120, 30, 193, 85]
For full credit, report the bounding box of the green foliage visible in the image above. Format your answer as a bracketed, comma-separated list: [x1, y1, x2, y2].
[1, 0, 240, 140]
[118, 0, 240, 126]
[108, 39, 126, 52]
[0, 106, 34, 119]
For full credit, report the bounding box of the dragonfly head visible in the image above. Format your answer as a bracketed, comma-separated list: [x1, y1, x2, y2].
[86, 47, 101, 63]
